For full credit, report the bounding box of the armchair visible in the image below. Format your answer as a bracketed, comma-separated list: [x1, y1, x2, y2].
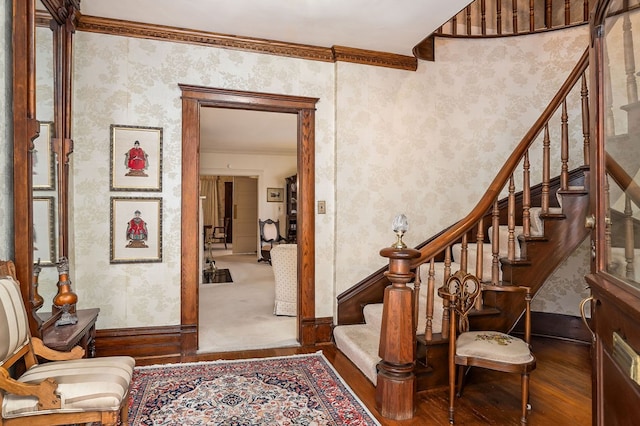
[270, 244, 297, 316]
[0, 272, 135, 426]
[258, 219, 287, 264]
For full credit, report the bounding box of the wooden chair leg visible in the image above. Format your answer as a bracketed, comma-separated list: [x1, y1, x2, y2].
[448, 362, 456, 424]
[455, 365, 466, 397]
[520, 372, 530, 425]
[120, 395, 130, 426]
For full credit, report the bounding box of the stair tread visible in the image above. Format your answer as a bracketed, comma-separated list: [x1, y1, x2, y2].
[333, 324, 380, 384]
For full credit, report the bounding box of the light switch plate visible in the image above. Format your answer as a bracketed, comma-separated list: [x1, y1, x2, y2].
[317, 200, 326, 214]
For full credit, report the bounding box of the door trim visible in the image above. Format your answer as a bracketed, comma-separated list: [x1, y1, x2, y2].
[179, 85, 319, 355]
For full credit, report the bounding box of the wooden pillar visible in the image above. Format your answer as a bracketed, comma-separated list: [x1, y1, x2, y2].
[376, 246, 420, 420]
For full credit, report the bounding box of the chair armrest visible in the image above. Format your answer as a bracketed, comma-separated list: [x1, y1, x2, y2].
[0, 368, 61, 410]
[32, 337, 85, 360]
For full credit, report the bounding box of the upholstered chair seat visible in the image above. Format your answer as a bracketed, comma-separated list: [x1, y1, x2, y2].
[456, 331, 535, 364]
[2, 356, 135, 418]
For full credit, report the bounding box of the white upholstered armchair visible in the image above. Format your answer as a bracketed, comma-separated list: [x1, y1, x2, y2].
[270, 244, 297, 316]
[0, 274, 135, 425]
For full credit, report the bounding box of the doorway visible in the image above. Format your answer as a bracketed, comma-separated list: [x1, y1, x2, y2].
[180, 85, 319, 355]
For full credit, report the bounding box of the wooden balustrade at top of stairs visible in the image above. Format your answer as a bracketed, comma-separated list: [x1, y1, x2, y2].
[334, 47, 592, 420]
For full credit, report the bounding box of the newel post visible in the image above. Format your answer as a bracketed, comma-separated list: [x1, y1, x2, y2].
[375, 214, 420, 420]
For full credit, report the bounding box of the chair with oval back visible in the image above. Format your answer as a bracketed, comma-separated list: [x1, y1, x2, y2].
[258, 219, 287, 264]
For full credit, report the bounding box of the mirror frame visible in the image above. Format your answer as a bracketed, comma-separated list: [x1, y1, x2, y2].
[12, 0, 78, 336]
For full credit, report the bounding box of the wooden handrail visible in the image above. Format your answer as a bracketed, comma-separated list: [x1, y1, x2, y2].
[410, 47, 589, 268]
[606, 152, 640, 209]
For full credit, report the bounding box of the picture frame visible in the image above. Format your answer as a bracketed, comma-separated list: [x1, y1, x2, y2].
[33, 121, 55, 190]
[110, 197, 162, 263]
[110, 124, 163, 191]
[33, 196, 56, 265]
[267, 187, 284, 202]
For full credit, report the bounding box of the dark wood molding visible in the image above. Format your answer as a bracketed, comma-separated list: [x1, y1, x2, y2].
[412, 35, 435, 62]
[76, 14, 417, 71]
[331, 45, 417, 71]
[514, 311, 592, 344]
[95, 325, 183, 365]
[13, 0, 39, 337]
[180, 85, 319, 354]
[314, 317, 334, 344]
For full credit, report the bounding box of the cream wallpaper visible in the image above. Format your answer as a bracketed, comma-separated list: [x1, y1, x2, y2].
[71, 33, 335, 328]
[63, 24, 592, 330]
[334, 27, 590, 314]
[0, 0, 11, 258]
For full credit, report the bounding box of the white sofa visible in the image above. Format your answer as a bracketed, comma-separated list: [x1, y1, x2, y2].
[270, 244, 297, 316]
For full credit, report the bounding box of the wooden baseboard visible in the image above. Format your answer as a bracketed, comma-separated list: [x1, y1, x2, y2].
[96, 317, 334, 365]
[514, 311, 592, 344]
[96, 325, 182, 365]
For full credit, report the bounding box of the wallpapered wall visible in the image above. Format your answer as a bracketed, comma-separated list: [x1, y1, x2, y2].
[0, 0, 11, 259]
[48, 24, 590, 329]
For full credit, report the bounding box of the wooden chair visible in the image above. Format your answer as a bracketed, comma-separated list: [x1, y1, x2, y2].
[205, 217, 230, 249]
[438, 270, 536, 425]
[0, 267, 135, 426]
[258, 219, 287, 264]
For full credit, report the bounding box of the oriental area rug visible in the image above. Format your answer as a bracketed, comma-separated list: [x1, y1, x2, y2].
[128, 352, 380, 425]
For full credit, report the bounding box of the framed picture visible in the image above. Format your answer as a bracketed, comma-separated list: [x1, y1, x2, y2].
[267, 187, 284, 202]
[33, 196, 56, 265]
[33, 121, 55, 190]
[110, 197, 162, 263]
[110, 124, 163, 191]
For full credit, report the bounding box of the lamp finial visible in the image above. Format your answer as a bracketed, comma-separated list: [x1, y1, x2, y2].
[391, 214, 408, 249]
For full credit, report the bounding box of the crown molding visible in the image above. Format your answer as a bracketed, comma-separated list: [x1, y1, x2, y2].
[76, 14, 417, 71]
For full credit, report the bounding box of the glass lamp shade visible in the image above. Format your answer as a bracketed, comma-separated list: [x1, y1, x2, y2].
[392, 214, 409, 233]
[391, 214, 409, 249]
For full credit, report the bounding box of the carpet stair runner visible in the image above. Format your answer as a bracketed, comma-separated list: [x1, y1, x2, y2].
[333, 189, 578, 386]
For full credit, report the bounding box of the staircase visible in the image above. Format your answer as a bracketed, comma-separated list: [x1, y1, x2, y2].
[334, 47, 592, 419]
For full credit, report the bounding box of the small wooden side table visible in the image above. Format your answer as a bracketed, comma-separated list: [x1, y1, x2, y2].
[38, 308, 100, 358]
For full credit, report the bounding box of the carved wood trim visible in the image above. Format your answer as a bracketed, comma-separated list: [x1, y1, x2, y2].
[331, 45, 417, 71]
[13, 0, 39, 337]
[180, 85, 319, 354]
[76, 14, 417, 71]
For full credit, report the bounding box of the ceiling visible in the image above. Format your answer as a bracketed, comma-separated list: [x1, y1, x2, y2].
[79, 0, 471, 154]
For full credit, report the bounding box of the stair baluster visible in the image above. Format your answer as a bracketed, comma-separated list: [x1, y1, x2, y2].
[581, 75, 590, 165]
[542, 125, 551, 214]
[492, 201, 501, 284]
[475, 218, 485, 310]
[426, 259, 436, 340]
[508, 174, 516, 260]
[523, 150, 531, 238]
[561, 100, 570, 190]
[624, 196, 635, 280]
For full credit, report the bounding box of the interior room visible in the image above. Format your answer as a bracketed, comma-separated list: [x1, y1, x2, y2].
[198, 108, 298, 353]
[3, 0, 639, 424]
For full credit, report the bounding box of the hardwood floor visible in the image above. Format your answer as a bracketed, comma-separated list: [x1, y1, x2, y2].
[193, 335, 592, 425]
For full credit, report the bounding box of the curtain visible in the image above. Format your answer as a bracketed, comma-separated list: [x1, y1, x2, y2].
[200, 176, 219, 227]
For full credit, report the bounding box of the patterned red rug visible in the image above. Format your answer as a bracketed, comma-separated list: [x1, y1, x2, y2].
[128, 352, 380, 425]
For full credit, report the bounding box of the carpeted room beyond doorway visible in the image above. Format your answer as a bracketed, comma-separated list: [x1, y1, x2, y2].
[198, 251, 298, 353]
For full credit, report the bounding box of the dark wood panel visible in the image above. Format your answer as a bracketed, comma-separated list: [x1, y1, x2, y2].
[95, 325, 182, 365]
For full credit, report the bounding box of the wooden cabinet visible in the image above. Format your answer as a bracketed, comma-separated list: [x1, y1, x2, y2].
[285, 174, 297, 243]
[587, 1, 640, 423]
[39, 308, 100, 358]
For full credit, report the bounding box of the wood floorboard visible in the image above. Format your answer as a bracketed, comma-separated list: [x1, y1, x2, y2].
[192, 336, 591, 425]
